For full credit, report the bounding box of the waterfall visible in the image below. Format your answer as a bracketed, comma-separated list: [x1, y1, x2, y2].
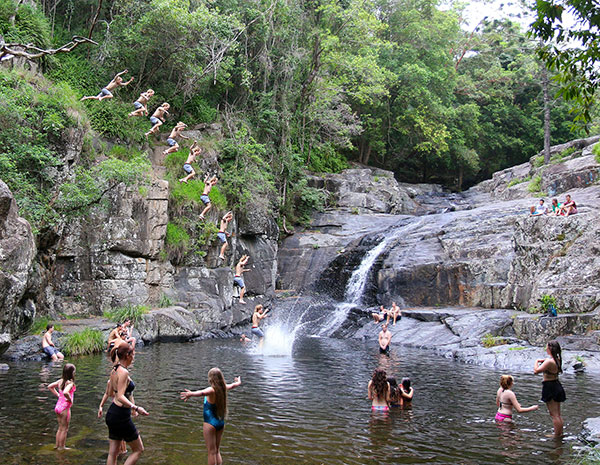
[316, 232, 399, 335]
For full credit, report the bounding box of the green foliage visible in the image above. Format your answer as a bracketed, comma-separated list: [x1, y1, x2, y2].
[527, 175, 543, 193]
[530, 0, 600, 124]
[533, 156, 545, 168]
[158, 293, 174, 308]
[61, 328, 105, 356]
[103, 304, 149, 324]
[594, 144, 600, 164]
[575, 446, 600, 465]
[29, 317, 62, 334]
[0, 0, 50, 49]
[507, 176, 530, 188]
[166, 222, 190, 248]
[0, 68, 89, 230]
[481, 332, 506, 348]
[539, 294, 559, 313]
[56, 152, 151, 218]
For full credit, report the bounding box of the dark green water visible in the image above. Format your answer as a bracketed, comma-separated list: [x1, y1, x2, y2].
[0, 337, 595, 464]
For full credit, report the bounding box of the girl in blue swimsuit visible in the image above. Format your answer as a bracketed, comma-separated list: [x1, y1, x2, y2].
[180, 368, 242, 465]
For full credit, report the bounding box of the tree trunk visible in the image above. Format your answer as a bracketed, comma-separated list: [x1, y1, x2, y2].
[542, 65, 551, 164]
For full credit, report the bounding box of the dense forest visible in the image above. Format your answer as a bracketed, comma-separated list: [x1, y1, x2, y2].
[0, 0, 597, 232]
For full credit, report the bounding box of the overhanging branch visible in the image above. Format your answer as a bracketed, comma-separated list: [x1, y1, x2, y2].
[0, 35, 97, 61]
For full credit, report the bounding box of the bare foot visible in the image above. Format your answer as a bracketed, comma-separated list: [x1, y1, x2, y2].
[239, 300, 246, 304]
[162, 150, 168, 156]
[218, 255, 225, 260]
[179, 178, 187, 183]
[199, 215, 205, 220]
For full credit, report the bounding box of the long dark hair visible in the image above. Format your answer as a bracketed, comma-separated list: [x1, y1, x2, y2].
[401, 377, 411, 391]
[60, 363, 76, 390]
[547, 340, 563, 374]
[208, 367, 227, 419]
[387, 377, 399, 401]
[370, 369, 388, 400]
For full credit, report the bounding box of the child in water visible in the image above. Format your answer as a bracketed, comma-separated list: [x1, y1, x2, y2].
[495, 374, 538, 423]
[48, 363, 77, 449]
[180, 368, 242, 465]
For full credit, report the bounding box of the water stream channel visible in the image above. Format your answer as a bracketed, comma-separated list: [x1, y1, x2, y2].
[0, 337, 596, 465]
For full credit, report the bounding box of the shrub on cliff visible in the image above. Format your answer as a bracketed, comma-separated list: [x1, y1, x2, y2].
[0, 68, 89, 229]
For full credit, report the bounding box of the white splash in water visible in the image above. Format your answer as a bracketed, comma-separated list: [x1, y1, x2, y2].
[249, 321, 299, 356]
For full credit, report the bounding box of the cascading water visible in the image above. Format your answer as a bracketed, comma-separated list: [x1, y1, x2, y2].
[316, 231, 400, 336]
[252, 218, 424, 354]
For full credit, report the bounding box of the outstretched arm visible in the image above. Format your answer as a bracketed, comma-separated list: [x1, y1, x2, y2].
[122, 76, 134, 86]
[116, 69, 129, 77]
[226, 376, 242, 390]
[509, 392, 538, 413]
[180, 386, 213, 401]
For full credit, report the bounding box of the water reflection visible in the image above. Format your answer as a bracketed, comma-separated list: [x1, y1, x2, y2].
[0, 338, 597, 465]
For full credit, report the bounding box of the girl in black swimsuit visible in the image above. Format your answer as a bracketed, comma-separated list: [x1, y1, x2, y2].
[534, 340, 566, 437]
[100, 344, 149, 465]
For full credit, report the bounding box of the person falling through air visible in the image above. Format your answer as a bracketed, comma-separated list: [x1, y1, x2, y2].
[128, 89, 155, 117]
[234, 254, 250, 304]
[217, 211, 233, 260]
[80, 69, 134, 101]
[162, 121, 188, 156]
[179, 144, 200, 184]
[145, 102, 170, 137]
[199, 175, 218, 219]
[252, 304, 270, 345]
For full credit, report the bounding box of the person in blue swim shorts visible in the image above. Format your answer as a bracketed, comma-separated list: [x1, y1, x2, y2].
[128, 89, 154, 117]
[199, 174, 218, 219]
[145, 102, 170, 137]
[251, 304, 270, 342]
[179, 144, 200, 184]
[162, 121, 188, 156]
[233, 254, 250, 304]
[42, 324, 64, 362]
[81, 69, 133, 101]
[217, 211, 233, 260]
[180, 368, 242, 465]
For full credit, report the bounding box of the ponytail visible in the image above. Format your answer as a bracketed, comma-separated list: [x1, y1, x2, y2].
[110, 343, 133, 364]
[547, 340, 563, 374]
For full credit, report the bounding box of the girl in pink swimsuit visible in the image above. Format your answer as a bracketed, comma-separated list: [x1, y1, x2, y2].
[48, 363, 76, 449]
[495, 375, 538, 423]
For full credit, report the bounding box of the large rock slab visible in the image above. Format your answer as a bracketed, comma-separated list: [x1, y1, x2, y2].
[0, 180, 37, 350]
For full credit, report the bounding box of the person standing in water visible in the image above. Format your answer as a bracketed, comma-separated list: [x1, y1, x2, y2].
[251, 304, 269, 342]
[368, 368, 390, 411]
[48, 363, 76, 449]
[102, 344, 149, 465]
[42, 324, 64, 361]
[378, 323, 392, 356]
[534, 340, 566, 436]
[180, 368, 242, 465]
[81, 70, 134, 101]
[494, 375, 538, 423]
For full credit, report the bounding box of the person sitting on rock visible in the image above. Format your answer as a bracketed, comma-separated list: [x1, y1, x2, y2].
[530, 198, 548, 216]
[179, 144, 199, 184]
[80, 69, 134, 101]
[234, 254, 250, 304]
[107, 324, 123, 351]
[389, 301, 402, 325]
[145, 102, 170, 137]
[122, 318, 137, 346]
[162, 121, 189, 156]
[42, 324, 64, 362]
[371, 305, 389, 324]
[550, 198, 562, 216]
[559, 194, 577, 216]
[217, 211, 234, 260]
[199, 175, 218, 219]
[128, 89, 154, 117]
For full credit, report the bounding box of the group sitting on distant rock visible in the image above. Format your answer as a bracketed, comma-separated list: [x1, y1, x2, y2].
[371, 302, 401, 325]
[530, 195, 578, 217]
[107, 319, 136, 351]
